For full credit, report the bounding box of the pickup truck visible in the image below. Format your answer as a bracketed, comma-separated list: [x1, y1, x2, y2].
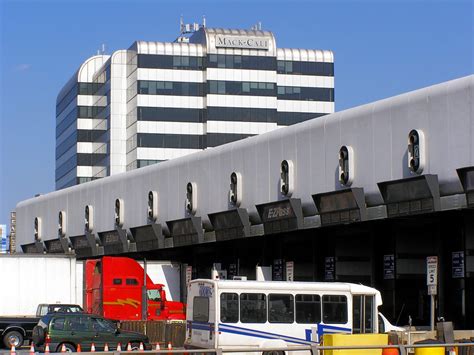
[0, 303, 83, 348]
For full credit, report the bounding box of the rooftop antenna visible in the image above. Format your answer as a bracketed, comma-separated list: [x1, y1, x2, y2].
[251, 22, 262, 31]
[202, 15, 206, 28]
[180, 15, 184, 33]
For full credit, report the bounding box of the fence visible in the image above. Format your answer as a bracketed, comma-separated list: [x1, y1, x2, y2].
[12, 342, 473, 355]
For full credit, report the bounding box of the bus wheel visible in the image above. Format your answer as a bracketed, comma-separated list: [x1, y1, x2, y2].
[263, 351, 285, 355]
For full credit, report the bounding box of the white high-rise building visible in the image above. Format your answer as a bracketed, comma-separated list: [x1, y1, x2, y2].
[55, 24, 334, 190]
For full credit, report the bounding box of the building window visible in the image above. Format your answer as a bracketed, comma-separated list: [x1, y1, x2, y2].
[208, 81, 275, 97]
[207, 107, 276, 123]
[138, 54, 204, 70]
[277, 86, 334, 102]
[207, 54, 276, 71]
[137, 107, 205, 123]
[138, 81, 205, 96]
[277, 60, 334, 76]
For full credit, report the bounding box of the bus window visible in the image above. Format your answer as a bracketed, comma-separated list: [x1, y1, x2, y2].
[193, 296, 209, 322]
[269, 294, 294, 323]
[220, 293, 238, 323]
[322, 295, 348, 324]
[240, 293, 266, 323]
[296, 294, 321, 324]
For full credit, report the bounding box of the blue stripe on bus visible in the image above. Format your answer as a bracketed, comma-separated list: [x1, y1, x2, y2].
[189, 321, 352, 345]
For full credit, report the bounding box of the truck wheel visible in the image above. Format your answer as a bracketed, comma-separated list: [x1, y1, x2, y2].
[56, 343, 76, 352]
[3, 330, 24, 348]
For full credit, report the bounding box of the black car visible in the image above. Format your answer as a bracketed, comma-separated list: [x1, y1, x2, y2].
[33, 313, 150, 352]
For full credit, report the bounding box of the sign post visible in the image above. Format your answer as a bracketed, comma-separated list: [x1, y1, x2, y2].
[426, 256, 438, 331]
[286, 261, 294, 282]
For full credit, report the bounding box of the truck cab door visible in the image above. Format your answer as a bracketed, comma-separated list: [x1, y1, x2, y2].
[146, 288, 164, 320]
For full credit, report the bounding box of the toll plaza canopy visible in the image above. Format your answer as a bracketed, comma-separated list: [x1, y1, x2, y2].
[16, 75, 474, 328]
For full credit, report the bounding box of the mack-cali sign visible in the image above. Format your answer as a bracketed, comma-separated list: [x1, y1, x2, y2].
[215, 35, 269, 50]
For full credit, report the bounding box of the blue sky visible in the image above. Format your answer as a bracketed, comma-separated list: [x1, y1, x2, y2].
[0, 0, 472, 230]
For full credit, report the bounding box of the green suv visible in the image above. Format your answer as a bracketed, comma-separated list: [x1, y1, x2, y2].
[32, 313, 150, 352]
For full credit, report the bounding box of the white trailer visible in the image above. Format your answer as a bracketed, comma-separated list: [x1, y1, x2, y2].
[0, 254, 83, 316]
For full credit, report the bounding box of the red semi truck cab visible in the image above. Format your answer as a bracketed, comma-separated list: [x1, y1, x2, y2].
[85, 257, 185, 321]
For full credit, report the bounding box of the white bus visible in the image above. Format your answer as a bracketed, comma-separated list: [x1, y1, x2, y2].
[185, 279, 397, 351]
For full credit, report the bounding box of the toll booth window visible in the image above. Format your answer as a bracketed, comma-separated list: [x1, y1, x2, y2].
[296, 294, 321, 324]
[220, 293, 238, 323]
[193, 296, 209, 322]
[322, 295, 348, 324]
[240, 293, 266, 323]
[147, 289, 162, 302]
[269, 294, 294, 323]
[51, 317, 66, 331]
[113, 278, 122, 285]
[126, 278, 139, 285]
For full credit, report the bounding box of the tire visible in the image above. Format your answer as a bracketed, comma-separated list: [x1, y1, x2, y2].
[3, 330, 24, 348]
[130, 342, 140, 351]
[56, 343, 76, 353]
[263, 352, 285, 355]
[32, 325, 45, 346]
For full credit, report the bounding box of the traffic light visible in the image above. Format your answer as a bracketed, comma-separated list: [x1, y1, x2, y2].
[408, 129, 425, 174]
[280, 160, 294, 197]
[186, 182, 197, 215]
[229, 172, 242, 207]
[58, 211, 67, 237]
[115, 198, 124, 227]
[85, 205, 94, 232]
[339, 145, 354, 186]
[147, 190, 158, 222]
[34, 217, 41, 241]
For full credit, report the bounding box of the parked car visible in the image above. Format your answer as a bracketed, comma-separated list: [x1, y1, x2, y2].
[32, 313, 150, 352]
[0, 304, 83, 348]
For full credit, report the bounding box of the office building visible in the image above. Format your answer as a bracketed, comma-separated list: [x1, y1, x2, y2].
[55, 23, 334, 189]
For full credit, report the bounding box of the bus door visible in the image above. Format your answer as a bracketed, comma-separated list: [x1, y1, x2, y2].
[352, 295, 375, 333]
[190, 283, 215, 348]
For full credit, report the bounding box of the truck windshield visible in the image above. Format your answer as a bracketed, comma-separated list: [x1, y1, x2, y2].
[147, 289, 161, 302]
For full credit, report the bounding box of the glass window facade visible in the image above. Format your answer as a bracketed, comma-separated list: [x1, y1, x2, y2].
[137, 133, 204, 149]
[208, 81, 275, 96]
[207, 107, 276, 123]
[138, 107, 205, 123]
[277, 86, 334, 102]
[138, 54, 204, 70]
[137, 160, 164, 168]
[276, 112, 326, 125]
[207, 54, 276, 71]
[277, 61, 334, 76]
[206, 133, 254, 147]
[138, 81, 205, 96]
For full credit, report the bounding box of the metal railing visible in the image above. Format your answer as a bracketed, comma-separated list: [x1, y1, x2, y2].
[7, 342, 473, 355]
